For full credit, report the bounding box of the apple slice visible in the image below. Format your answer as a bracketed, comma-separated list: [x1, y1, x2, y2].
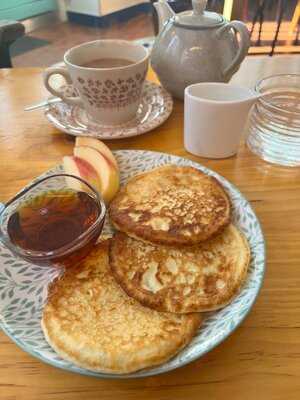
[63, 155, 102, 194]
[75, 137, 118, 170]
[74, 146, 119, 203]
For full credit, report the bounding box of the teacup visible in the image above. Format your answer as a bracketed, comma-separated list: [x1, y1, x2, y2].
[44, 40, 149, 125]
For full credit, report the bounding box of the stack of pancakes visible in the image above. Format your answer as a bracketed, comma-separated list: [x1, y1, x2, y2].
[42, 165, 250, 374]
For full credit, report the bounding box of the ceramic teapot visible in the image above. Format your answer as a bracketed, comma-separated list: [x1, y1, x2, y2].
[151, 0, 250, 99]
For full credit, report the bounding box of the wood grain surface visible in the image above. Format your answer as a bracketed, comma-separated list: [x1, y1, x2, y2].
[1, 58, 300, 400]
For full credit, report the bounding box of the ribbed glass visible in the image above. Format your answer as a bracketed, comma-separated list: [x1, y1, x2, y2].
[247, 74, 300, 167]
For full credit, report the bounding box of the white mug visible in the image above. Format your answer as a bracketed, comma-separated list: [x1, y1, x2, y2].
[44, 40, 149, 125]
[184, 82, 259, 158]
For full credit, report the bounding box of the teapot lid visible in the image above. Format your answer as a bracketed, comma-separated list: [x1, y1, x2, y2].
[174, 0, 224, 29]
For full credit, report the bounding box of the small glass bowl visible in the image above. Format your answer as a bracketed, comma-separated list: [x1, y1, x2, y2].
[247, 74, 300, 167]
[0, 174, 106, 268]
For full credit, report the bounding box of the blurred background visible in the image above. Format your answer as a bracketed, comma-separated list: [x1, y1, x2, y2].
[1, 0, 300, 68]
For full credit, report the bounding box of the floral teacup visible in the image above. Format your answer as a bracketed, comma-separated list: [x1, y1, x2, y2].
[44, 40, 149, 125]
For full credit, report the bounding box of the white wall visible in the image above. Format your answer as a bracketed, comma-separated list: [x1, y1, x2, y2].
[57, 0, 67, 20]
[100, 0, 149, 16]
[63, 0, 149, 17]
[66, 0, 101, 16]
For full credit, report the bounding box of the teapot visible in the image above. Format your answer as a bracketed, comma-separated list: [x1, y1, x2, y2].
[151, 0, 250, 99]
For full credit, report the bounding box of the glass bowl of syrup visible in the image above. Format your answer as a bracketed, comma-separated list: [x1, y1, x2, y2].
[0, 174, 106, 268]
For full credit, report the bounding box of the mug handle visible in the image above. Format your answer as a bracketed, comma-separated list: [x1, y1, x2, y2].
[216, 21, 250, 79]
[43, 67, 83, 107]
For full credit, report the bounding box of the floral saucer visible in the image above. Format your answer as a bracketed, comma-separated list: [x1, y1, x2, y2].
[44, 81, 173, 140]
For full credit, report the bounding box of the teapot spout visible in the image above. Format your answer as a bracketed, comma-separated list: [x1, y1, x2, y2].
[154, 0, 175, 33]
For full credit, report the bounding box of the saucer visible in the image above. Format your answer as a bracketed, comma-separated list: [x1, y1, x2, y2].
[45, 81, 173, 140]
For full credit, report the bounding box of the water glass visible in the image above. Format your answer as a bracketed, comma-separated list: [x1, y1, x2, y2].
[247, 74, 300, 167]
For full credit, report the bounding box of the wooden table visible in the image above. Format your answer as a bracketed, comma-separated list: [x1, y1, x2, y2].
[1, 56, 300, 400]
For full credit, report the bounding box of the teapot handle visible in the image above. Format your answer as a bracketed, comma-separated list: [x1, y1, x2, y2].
[216, 21, 250, 79]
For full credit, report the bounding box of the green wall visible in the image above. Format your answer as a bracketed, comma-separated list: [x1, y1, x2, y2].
[0, 0, 57, 21]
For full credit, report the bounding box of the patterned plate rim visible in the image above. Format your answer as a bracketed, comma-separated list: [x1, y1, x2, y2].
[0, 150, 266, 379]
[44, 81, 173, 140]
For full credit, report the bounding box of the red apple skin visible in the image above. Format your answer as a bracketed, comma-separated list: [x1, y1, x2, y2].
[75, 137, 118, 170]
[73, 156, 97, 179]
[74, 146, 119, 204]
[63, 155, 102, 194]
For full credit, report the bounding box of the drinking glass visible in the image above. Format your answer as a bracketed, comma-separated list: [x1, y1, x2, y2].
[247, 74, 300, 167]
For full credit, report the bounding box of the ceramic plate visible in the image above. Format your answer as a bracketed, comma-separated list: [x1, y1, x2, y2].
[44, 81, 173, 140]
[0, 150, 265, 378]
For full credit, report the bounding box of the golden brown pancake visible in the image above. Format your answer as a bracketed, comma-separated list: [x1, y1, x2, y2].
[42, 241, 201, 374]
[109, 165, 231, 246]
[109, 225, 250, 313]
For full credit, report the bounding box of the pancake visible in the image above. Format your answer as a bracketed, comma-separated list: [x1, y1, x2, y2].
[109, 165, 231, 247]
[109, 225, 250, 313]
[42, 241, 202, 374]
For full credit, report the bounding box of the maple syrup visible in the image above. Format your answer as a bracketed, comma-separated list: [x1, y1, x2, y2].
[7, 189, 103, 267]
